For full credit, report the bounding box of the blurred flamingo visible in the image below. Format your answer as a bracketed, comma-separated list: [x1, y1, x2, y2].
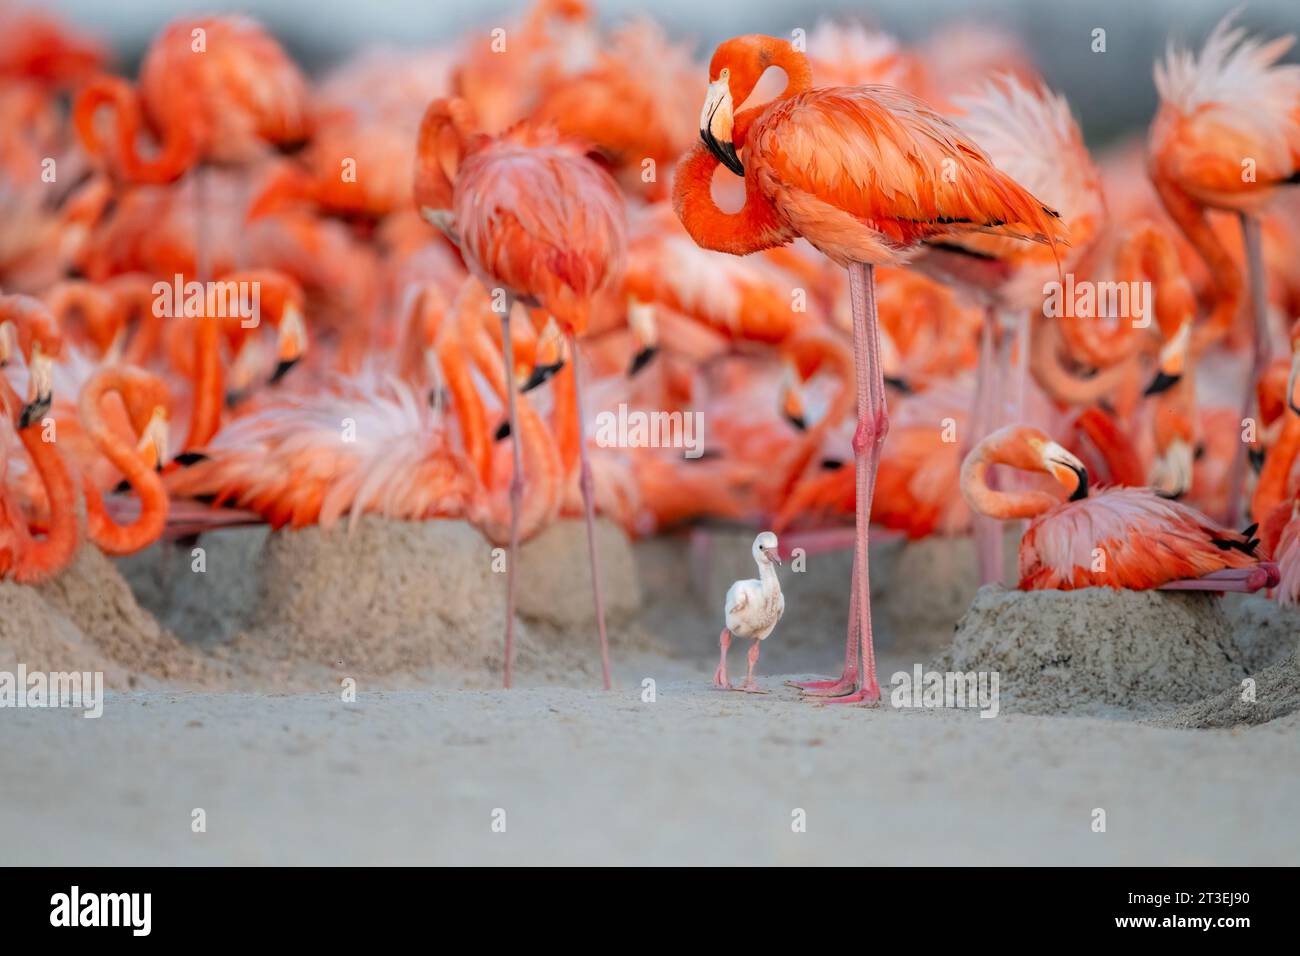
[416, 97, 626, 688]
[1149, 13, 1300, 522]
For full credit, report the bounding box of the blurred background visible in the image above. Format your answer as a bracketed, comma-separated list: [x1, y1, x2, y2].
[47, 0, 1300, 145]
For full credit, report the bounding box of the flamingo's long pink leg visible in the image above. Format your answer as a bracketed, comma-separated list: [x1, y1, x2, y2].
[812, 261, 885, 705]
[499, 302, 524, 688]
[569, 332, 613, 690]
[1225, 212, 1271, 526]
[714, 628, 732, 689]
[787, 562, 857, 692]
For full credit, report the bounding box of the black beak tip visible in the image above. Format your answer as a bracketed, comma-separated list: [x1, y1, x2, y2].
[18, 395, 50, 430]
[494, 421, 511, 441]
[1144, 370, 1181, 397]
[521, 361, 564, 393]
[628, 346, 658, 377]
[700, 129, 744, 177]
[1068, 464, 1089, 501]
[1289, 400, 1300, 418]
[1248, 447, 1266, 474]
[883, 375, 913, 395]
[270, 357, 300, 385]
[785, 413, 808, 432]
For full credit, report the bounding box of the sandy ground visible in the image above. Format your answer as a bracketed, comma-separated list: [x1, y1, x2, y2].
[2, 521, 1298, 865]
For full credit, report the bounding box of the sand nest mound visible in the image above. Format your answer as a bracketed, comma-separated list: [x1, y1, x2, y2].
[872, 532, 1020, 654]
[937, 585, 1247, 717]
[0, 546, 218, 689]
[118, 516, 645, 688]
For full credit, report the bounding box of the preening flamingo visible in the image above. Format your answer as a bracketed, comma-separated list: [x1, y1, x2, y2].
[961, 425, 1276, 593]
[77, 365, 171, 555]
[0, 343, 78, 585]
[415, 97, 627, 690]
[715, 531, 784, 694]
[674, 34, 1066, 704]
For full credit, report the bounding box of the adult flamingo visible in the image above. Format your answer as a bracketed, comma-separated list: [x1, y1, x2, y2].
[962, 425, 1275, 593]
[1149, 13, 1300, 522]
[72, 15, 311, 186]
[78, 366, 171, 556]
[415, 98, 626, 690]
[673, 34, 1065, 704]
[0, 351, 78, 585]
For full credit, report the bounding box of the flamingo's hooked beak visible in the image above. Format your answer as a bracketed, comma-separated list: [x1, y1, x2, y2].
[1151, 437, 1193, 500]
[1144, 318, 1191, 396]
[523, 316, 566, 392]
[627, 300, 658, 376]
[1042, 440, 1089, 501]
[137, 406, 170, 472]
[700, 78, 743, 177]
[779, 365, 807, 431]
[271, 304, 307, 385]
[19, 348, 52, 430]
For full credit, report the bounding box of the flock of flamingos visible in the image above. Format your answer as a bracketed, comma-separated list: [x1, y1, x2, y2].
[1, 2, 1299, 702]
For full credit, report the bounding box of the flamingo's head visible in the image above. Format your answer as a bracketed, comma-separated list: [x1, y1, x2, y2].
[1150, 403, 1194, 500]
[752, 530, 781, 566]
[1144, 315, 1192, 396]
[118, 367, 172, 471]
[983, 425, 1089, 502]
[778, 362, 807, 431]
[271, 301, 308, 385]
[700, 35, 784, 176]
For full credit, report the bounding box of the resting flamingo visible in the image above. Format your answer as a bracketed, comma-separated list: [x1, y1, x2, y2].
[673, 34, 1065, 704]
[961, 425, 1276, 593]
[415, 97, 627, 690]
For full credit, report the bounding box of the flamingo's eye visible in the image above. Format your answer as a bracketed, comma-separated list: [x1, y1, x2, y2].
[720, 68, 730, 80]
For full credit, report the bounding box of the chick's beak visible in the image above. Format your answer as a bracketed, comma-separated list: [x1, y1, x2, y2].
[763, 547, 782, 566]
[700, 78, 743, 177]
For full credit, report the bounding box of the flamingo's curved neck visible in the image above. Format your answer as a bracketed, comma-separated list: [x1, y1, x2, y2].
[0, 378, 78, 583]
[1151, 172, 1241, 353]
[184, 314, 223, 450]
[75, 77, 197, 186]
[79, 374, 168, 555]
[673, 42, 811, 258]
[960, 446, 1062, 521]
[1253, 414, 1300, 524]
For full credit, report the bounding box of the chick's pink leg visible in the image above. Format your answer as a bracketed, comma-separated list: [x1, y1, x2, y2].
[714, 629, 732, 690]
[739, 639, 767, 694]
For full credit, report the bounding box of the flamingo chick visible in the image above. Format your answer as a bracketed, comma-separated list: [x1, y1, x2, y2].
[961, 425, 1278, 592]
[715, 531, 784, 694]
